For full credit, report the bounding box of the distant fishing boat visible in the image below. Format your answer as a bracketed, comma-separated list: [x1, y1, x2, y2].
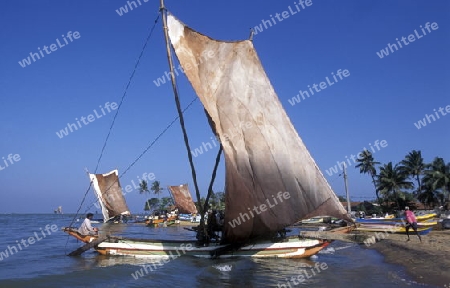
[89, 169, 131, 223]
[168, 184, 198, 215]
[145, 210, 178, 227]
[63, 1, 350, 259]
[54, 206, 63, 214]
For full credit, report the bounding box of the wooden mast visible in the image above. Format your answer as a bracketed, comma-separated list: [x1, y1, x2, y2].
[159, 0, 210, 242]
[343, 165, 351, 213]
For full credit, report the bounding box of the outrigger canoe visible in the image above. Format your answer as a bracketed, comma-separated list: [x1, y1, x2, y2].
[63, 227, 333, 259]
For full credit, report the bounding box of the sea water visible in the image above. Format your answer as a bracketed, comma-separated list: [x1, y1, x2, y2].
[0, 214, 438, 288]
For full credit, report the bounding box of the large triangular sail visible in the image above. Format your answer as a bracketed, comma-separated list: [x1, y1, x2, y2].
[167, 14, 348, 243]
[89, 170, 131, 222]
[168, 184, 198, 214]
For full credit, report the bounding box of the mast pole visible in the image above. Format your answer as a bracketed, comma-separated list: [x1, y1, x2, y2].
[159, 0, 206, 238]
[343, 165, 351, 213]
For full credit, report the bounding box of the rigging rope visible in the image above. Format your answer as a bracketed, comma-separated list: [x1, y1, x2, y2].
[82, 96, 199, 213]
[94, 13, 161, 174]
[65, 13, 161, 253]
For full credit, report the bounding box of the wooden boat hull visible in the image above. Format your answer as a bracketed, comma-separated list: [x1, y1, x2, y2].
[145, 216, 178, 227]
[356, 213, 436, 224]
[355, 225, 433, 235]
[63, 227, 329, 259]
[356, 221, 437, 227]
[96, 238, 329, 259]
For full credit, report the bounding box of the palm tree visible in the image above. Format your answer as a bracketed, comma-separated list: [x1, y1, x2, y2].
[355, 150, 381, 206]
[139, 180, 149, 195]
[422, 157, 450, 206]
[151, 180, 164, 199]
[418, 183, 440, 209]
[377, 162, 413, 210]
[399, 150, 425, 197]
[145, 198, 159, 211]
[139, 180, 150, 212]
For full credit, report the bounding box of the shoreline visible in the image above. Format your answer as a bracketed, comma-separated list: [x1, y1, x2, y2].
[364, 230, 450, 287]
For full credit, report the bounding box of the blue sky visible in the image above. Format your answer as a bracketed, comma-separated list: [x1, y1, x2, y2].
[0, 0, 449, 213]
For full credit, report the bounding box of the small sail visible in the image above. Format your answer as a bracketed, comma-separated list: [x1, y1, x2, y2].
[167, 14, 349, 243]
[89, 170, 131, 222]
[168, 184, 198, 214]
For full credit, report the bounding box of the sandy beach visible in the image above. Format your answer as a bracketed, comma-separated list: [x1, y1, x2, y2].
[365, 229, 450, 287]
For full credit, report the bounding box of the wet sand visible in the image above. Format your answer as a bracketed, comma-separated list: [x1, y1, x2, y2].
[365, 229, 450, 287]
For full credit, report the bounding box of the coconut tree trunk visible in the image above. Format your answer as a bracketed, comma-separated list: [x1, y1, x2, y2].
[415, 174, 422, 198]
[393, 188, 400, 210]
[371, 174, 382, 210]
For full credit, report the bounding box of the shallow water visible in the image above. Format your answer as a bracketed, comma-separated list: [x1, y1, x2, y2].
[0, 214, 439, 287]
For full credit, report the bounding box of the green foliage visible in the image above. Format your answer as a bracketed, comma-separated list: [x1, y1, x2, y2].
[195, 197, 206, 212]
[422, 157, 450, 206]
[144, 198, 159, 211]
[159, 197, 174, 210]
[355, 150, 381, 207]
[399, 150, 424, 197]
[356, 149, 450, 211]
[139, 180, 149, 195]
[209, 191, 225, 210]
[151, 180, 164, 198]
[377, 162, 413, 210]
[354, 201, 382, 215]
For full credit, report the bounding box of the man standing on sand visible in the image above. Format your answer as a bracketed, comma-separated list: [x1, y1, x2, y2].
[404, 206, 422, 242]
[78, 213, 99, 236]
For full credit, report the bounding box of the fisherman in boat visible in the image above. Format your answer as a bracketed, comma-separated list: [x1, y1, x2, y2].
[207, 210, 221, 241]
[78, 213, 98, 236]
[404, 206, 422, 242]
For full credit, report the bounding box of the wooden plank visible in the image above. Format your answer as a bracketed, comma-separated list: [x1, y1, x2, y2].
[299, 231, 373, 244]
[68, 236, 107, 256]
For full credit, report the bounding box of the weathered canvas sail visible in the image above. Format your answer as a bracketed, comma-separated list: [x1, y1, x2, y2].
[89, 170, 131, 222]
[168, 184, 198, 214]
[167, 14, 348, 243]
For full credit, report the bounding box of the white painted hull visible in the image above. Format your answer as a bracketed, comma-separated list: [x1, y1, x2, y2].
[95, 237, 329, 259]
[63, 227, 331, 259]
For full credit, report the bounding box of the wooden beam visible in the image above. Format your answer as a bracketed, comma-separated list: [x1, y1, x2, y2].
[67, 236, 107, 256]
[299, 231, 373, 244]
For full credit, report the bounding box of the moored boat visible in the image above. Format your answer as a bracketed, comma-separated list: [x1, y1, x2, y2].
[63, 227, 331, 258]
[63, 0, 351, 259]
[89, 169, 132, 223]
[355, 224, 433, 235]
[356, 213, 436, 224]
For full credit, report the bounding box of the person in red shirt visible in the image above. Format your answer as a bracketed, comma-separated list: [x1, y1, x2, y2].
[404, 206, 422, 242]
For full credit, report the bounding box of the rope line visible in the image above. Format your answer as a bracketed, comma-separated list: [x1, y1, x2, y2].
[82, 97, 198, 214]
[95, 13, 161, 173]
[65, 13, 161, 254]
